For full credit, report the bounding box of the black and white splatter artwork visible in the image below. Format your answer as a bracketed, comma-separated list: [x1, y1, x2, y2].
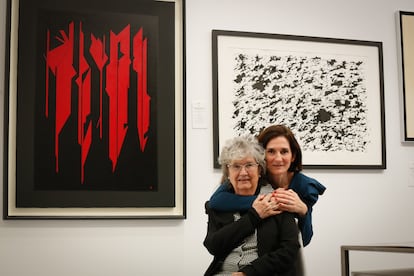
[231, 53, 369, 152]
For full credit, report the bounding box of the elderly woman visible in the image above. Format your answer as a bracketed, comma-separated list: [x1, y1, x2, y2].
[209, 125, 326, 247]
[203, 135, 300, 276]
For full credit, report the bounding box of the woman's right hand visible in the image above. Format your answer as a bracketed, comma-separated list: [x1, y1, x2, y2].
[252, 193, 283, 219]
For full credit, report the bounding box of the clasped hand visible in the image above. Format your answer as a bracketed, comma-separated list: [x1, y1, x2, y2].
[272, 188, 308, 216]
[253, 188, 308, 218]
[252, 193, 282, 219]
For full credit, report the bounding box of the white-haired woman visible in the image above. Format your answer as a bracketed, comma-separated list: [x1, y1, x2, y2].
[203, 135, 300, 276]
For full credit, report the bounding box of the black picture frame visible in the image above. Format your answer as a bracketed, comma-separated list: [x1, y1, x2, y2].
[399, 11, 414, 142]
[3, 0, 186, 219]
[212, 30, 386, 169]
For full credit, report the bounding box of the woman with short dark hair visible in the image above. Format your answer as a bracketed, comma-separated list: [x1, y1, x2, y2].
[209, 125, 326, 247]
[204, 135, 300, 276]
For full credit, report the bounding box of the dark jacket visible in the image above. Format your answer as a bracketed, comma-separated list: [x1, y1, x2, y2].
[209, 172, 326, 246]
[203, 202, 300, 276]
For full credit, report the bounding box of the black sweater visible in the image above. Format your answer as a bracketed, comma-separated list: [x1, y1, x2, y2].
[203, 202, 300, 276]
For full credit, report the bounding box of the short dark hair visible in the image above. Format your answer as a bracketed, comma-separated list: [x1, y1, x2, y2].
[257, 124, 303, 172]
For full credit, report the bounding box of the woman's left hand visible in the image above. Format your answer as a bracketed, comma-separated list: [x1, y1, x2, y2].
[272, 188, 308, 216]
[231, 273, 246, 276]
[252, 193, 282, 219]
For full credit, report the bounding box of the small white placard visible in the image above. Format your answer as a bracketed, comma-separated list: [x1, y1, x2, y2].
[409, 161, 414, 187]
[191, 100, 208, 129]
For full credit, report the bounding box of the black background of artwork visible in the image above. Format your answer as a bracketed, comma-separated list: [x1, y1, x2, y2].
[13, 0, 176, 208]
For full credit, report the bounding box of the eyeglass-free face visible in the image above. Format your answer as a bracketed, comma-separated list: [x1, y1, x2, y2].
[227, 157, 261, 196]
[265, 136, 295, 178]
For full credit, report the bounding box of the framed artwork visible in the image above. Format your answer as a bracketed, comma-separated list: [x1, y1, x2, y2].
[399, 11, 414, 141]
[3, 0, 186, 219]
[212, 30, 386, 169]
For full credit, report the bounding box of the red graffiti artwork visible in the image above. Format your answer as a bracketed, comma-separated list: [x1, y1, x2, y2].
[45, 22, 151, 184]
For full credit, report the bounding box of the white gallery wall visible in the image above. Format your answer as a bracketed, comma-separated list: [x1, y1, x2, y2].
[1, 0, 414, 275]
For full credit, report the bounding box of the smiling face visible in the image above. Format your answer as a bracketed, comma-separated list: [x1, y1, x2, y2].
[265, 136, 295, 178]
[227, 156, 261, 196]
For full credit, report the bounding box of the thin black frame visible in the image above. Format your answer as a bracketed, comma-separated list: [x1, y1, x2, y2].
[3, 0, 186, 219]
[399, 11, 414, 142]
[212, 30, 386, 169]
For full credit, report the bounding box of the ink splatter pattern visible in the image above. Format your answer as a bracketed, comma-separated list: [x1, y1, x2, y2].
[231, 53, 368, 152]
